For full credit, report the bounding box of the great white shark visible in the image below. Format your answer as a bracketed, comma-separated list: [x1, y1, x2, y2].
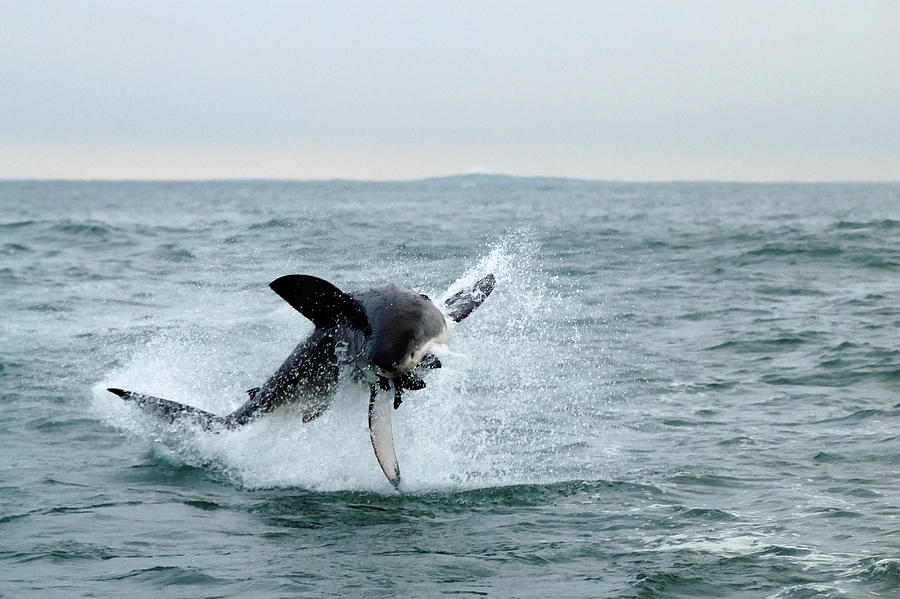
[107, 272, 495, 489]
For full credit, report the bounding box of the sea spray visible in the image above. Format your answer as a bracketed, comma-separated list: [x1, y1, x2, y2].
[92, 232, 605, 491]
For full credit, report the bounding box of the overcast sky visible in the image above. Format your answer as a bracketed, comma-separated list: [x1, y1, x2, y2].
[1, 1, 897, 181]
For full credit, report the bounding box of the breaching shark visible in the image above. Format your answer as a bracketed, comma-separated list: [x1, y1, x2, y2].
[107, 272, 495, 489]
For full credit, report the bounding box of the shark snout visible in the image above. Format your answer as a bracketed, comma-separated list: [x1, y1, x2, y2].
[369, 335, 417, 375]
[376, 357, 410, 376]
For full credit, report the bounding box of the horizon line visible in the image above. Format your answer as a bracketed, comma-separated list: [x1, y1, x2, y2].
[1, 172, 898, 185]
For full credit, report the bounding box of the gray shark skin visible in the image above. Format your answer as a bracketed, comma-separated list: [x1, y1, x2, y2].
[108, 272, 495, 489]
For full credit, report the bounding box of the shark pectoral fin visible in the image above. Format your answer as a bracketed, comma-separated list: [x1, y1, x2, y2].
[269, 274, 370, 332]
[107, 387, 226, 431]
[246, 387, 260, 400]
[442, 273, 496, 323]
[368, 384, 401, 490]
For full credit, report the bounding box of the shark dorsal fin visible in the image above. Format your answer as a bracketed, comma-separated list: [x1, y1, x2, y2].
[269, 274, 369, 332]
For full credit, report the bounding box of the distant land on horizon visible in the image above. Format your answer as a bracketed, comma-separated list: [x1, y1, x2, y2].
[2, 173, 898, 185]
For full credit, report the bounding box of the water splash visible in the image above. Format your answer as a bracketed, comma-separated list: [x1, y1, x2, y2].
[92, 233, 606, 492]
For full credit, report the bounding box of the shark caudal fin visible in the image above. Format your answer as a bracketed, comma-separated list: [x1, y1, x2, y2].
[442, 273, 496, 323]
[107, 388, 226, 431]
[269, 274, 370, 332]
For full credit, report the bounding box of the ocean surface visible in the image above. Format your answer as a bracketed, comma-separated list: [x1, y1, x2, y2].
[1, 177, 898, 598]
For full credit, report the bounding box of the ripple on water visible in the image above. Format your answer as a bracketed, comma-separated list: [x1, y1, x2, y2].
[666, 472, 750, 490]
[812, 409, 885, 426]
[768, 584, 851, 599]
[630, 570, 729, 598]
[97, 565, 225, 585]
[6, 541, 121, 565]
[850, 558, 900, 595]
[671, 506, 740, 522]
[829, 219, 899, 231]
[1, 242, 32, 254]
[812, 452, 850, 464]
[704, 334, 818, 353]
[149, 243, 196, 262]
[717, 436, 756, 447]
[48, 220, 120, 239]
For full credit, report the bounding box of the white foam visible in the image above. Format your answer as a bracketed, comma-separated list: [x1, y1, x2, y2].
[92, 234, 608, 492]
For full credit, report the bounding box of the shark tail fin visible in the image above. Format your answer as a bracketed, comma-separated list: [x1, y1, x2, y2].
[107, 388, 227, 431]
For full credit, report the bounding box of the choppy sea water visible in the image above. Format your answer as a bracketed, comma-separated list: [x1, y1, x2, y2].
[1, 177, 898, 598]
